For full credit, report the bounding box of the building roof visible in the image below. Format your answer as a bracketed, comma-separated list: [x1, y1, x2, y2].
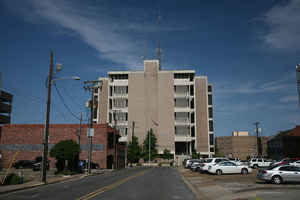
[275, 126, 300, 137]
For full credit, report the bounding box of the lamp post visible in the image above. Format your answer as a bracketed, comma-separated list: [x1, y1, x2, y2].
[41, 51, 80, 183]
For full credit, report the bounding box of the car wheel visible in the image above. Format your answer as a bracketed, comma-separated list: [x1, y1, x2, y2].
[272, 175, 282, 184]
[241, 168, 248, 175]
[253, 164, 258, 169]
[216, 169, 222, 175]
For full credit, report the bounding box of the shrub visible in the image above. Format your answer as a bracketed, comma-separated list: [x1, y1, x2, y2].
[2, 173, 23, 185]
[136, 163, 142, 167]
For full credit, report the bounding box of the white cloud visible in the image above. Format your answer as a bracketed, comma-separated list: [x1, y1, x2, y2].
[263, 0, 300, 50]
[3, 0, 181, 68]
[215, 72, 295, 95]
[279, 95, 298, 103]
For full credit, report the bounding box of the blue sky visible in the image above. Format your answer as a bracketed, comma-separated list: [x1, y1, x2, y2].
[1, 0, 300, 137]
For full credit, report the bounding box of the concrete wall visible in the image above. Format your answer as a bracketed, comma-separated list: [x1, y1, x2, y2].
[195, 77, 209, 154]
[99, 79, 108, 124]
[157, 72, 175, 153]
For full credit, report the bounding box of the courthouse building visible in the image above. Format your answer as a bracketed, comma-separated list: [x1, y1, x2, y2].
[95, 60, 214, 157]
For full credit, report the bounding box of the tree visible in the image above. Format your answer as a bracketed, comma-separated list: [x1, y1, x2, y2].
[50, 140, 80, 173]
[127, 136, 141, 165]
[142, 129, 158, 161]
[162, 149, 173, 160]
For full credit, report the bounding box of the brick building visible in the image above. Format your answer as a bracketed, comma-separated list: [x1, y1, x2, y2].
[215, 131, 268, 160]
[267, 126, 300, 160]
[0, 124, 123, 169]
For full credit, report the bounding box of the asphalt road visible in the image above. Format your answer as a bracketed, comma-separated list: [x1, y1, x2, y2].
[0, 167, 196, 200]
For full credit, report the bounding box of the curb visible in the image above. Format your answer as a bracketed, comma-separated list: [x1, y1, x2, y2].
[177, 168, 210, 200]
[0, 173, 96, 195]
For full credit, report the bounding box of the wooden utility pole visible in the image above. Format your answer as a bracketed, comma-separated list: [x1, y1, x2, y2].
[41, 51, 53, 183]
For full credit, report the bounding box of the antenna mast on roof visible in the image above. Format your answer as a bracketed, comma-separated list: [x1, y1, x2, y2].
[156, 8, 162, 70]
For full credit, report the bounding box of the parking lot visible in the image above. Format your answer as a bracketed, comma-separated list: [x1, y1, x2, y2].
[179, 168, 300, 200]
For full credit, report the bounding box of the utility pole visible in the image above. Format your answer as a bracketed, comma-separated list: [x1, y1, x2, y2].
[78, 112, 82, 148]
[84, 80, 102, 174]
[254, 122, 260, 157]
[41, 51, 53, 183]
[113, 110, 117, 169]
[148, 129, 151, 164]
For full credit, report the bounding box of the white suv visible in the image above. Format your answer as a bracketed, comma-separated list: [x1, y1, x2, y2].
[199, 158, 230, 173]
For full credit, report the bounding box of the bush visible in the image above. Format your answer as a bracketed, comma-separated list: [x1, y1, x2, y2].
[136, 163, 142, 167]
[2, 173, 23, 185]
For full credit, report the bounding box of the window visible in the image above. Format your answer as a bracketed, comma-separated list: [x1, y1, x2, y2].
[257, 159, 262, 162]
[208, 95, 212, 105]
[208, 85, 212, 92]
[209, 107, 213, 118]
[209, 134, 214, 145]
[190, 85, 194, 96]
[191, 113, 195, 123]
[107, 133, 114, 149]
[209, 120, 214, 132]
[210, 147, 214, 152]
[190, 99, 194, 109]
[109, 86, 113, 96]
[109, 99, 112, 109]
[191, 126, 195, 137]
[279, 166, 293, 171]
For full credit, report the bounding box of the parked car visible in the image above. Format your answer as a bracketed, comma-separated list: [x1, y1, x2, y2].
[290, 160, 300, 167]
[228, 158, 242, 165]
[199, 158, 230, 173]
[270, 158, 300, 167]
[80, 160, 100, 169]
[185, 159, 200, 169]
[32, 161, 50, 171]
[190, 160, 205, 172]
[13, 160, 34, 169]
[248, 158, 271, 168]
[208, 161, 252, 175]
[257, 165, 300, 184]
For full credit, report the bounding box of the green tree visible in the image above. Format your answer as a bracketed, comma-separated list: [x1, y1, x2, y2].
[162, 149, 173, 160]
[50, 140, 80, 173]
[142, 129, 158, 161]
[127, 136, 141, 165]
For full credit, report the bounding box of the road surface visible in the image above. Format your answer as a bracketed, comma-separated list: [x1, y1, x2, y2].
[0, 167, 196, 200]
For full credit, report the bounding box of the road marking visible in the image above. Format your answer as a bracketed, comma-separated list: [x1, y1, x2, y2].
[77, 169, 151, 200]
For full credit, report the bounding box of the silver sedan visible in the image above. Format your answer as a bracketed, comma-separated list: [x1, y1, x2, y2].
[257, 165, 300, 184]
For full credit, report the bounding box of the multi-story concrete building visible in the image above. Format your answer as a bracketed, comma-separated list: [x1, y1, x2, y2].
[95, 60, 214, 157]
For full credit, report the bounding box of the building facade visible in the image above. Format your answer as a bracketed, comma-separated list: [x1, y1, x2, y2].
[267, 126, 300, 160]
[0, 124, 123, 169]
[95, 60, 214, 157]
[216, 131, 268, 160]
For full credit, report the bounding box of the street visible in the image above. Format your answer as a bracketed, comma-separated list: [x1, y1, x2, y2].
[0, 167, 195, 200]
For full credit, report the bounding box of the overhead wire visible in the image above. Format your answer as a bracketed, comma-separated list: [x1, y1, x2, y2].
[53, 83, 82, 121]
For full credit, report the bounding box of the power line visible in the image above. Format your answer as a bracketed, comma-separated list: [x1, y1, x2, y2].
[53, 83, 82, 121]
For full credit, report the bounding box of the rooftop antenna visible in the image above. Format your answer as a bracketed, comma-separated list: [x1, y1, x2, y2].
[156, 8, 162, 70]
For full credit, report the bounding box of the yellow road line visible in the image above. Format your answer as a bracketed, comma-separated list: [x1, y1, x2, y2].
[77, 169, 152, 200]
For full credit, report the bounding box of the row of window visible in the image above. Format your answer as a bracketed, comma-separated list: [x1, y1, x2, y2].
[109, 86, 128, 96]
[174, 85, 194, 96]
[174, 98, 194, 109]
[174, 73, 194, 81]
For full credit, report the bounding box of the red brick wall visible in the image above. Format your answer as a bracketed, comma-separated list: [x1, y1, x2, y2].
[0, 124, 118, 169]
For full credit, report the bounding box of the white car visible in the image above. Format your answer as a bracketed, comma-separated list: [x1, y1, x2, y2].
[199, 158, 229, 173]
[208, 161, 252, 175]
[290, 161, 300, 167]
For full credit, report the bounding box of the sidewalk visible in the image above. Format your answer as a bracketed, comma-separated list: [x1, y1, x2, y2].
[0, 169, 110, 195]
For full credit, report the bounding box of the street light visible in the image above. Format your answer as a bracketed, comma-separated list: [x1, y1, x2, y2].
[41, 51, 80, 183]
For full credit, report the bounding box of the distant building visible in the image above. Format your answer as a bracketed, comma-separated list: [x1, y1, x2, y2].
[267, 126, 300, 160]
[0, 124, 123, 169]
[215, 131, 268, 160]
[96, 60, 214, 157]
[0, 73, 13, 125]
